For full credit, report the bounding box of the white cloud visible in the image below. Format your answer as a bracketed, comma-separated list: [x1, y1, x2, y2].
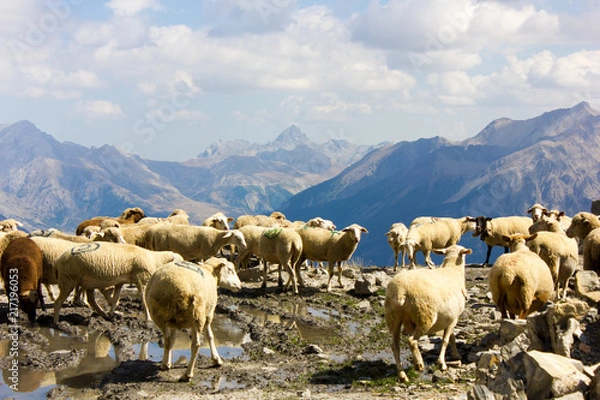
[106, 0, 161, 17]
[280, 93, 373, 122]
[74, 100, 124, 118]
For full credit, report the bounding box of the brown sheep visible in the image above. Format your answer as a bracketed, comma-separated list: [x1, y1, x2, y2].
[1, 237, 45, 322]
[75, 207, 146, 235]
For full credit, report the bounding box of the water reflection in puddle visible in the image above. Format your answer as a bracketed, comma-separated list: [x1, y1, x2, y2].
[0, 313, 248, 399]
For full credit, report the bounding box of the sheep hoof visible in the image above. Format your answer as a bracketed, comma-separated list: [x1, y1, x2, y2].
[160, 364, 171, 371]
[178, 374, 191, 382]
[398, 370, 409, 383]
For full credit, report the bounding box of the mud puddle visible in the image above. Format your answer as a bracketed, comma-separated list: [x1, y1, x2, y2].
[0, 312, 249, 399]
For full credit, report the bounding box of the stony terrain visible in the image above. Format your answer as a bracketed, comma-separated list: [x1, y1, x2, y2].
[0, 260, 599, 399]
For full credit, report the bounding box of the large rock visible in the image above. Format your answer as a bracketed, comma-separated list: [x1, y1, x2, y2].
[575, 270, 600, 302]
[354, 271, 391, 295]
[523, 350, 590, 399]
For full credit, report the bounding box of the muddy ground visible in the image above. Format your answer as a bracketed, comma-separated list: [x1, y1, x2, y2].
[1, 262, 599, 399]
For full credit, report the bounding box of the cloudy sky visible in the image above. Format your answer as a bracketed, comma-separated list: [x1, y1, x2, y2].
[1, 0, 599, 161]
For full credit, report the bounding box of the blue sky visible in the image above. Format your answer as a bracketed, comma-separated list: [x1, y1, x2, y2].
[1, 0, 599, 161]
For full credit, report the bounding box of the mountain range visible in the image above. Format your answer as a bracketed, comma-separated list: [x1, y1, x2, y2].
[0, 122, 375, 231]
[280, 101, 600, 265]
[1, 102, 599, 266]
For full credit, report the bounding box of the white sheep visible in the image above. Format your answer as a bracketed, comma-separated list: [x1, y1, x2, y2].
[488, 233, 554, 319]
[31, 227, 127, 303]
[527, 218, 579, 299]
[233, 225, 266, 270]
[202, 212, 233, 230]
[233, 212, 288, 229]
[385, 222, 409, 270]
[257, 227, 303, 294]
[566, 212, 600, 272]
[0, 218, 24, 232]
[145, 257, 242, 382]
[545, 209, 573, 232]
[404, 217, 476, 268]
[472, 216, 532, 266]
[30, 227, 126, 244]
[409, 216, 439, 226]
[384, 245, 472, 381]
[527, 203, 547, 222]
[295, 224, 368, 292]
[306, 217, 336, 230]
[138, 209, 190, 226]
[53, 242, 183, 323]
[144, 224, 247, 262]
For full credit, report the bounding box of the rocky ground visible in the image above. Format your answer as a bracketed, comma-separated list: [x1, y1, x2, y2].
[1, 261, 599, 399]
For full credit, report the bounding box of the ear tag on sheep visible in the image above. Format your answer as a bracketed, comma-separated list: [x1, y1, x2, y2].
[263, 227, 283, 239]
[71, 242, 101, 255]
[174, 261, 204, 277]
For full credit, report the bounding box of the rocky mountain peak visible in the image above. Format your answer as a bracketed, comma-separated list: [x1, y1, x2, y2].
[271, 125, 309, 149]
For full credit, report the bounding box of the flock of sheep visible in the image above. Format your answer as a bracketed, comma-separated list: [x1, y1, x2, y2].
[1, 202, 599, 383]
[0, 208, 367, 381]
[383, 203, 600, 381]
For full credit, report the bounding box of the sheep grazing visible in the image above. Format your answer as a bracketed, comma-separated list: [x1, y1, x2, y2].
[385, 222, 409, 270]
[233, 225, 266, 270]
[145, 257, 242, 382]
[488, 233, 554, 319]
[30, 227, 126, 244]
[296, 224, 368, 292]
[75, 207, 146, 236]
[0, 218, 24, 232]
[1, 237, 45, 322]
[384, 245, 472, 381]
[257, 227, 304, 294]
[144, 224, 247, 262]
[527, 203, 547, 222]
[471, 216, 532, 266]
[526, 219, 579, 299]
[404, 217, 476, 268]
[566, 212, 600, 273]
[53, 242, 183, 323]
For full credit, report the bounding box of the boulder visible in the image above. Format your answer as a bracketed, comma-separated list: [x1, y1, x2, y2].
[523, 350, 590, 399]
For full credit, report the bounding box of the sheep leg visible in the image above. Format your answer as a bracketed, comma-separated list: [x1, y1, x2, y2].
[437, 322, 458, 370]
[424, 251, 435, 268]
[53, 284, 75, 325]
[261, 260, 269, 290]
[106, 284, 124, 318]
[44, 283, 57, 301]
[37, 285, 46, 312]
[393, 250, 399, 271]
[86, 289, 110, 320]
[277, 264, 284, 288]
[407, 328, 425, 371]
[204, 320, 223, 367]
[336, 261, 343, 288]
[283, 262, 298, 294]
[160, 326, 175, 371]
[181, 325, 201, 382]
[326, 262, 335, 292]
[483, 245, 493, 266]
[386, 315, 406, 381]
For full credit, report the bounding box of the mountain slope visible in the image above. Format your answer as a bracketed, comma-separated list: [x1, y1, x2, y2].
[281, 102, 600, 265]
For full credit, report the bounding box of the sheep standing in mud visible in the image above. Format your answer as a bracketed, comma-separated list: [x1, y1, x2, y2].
[145, 257, 241, 382]
[385, 245, 472, 381]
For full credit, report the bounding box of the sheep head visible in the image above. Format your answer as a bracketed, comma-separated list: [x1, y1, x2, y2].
[20, 290, 39, 322]
[342, 224, 368, 243]
[209, 258, 242, 293]
[527, 204, 547, 222]
[502, 233, 537, 252]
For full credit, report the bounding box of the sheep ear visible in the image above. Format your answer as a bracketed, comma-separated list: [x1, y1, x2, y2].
[227, 217, 234, 222]
[384, 232, 390, 237]
[486, 217, 492, 222]
[501, 235, 511, 242]
[223, 232, 233, 238]
[526, 233, 538, 242]
[461, 248, 473, 255]
[432, 248, 446, 255]
[361, 227, 368, 233]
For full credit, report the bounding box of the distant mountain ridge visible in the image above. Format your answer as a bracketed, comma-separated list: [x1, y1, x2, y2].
[0, 122, 375, 231]
[281, 102, 600, 265]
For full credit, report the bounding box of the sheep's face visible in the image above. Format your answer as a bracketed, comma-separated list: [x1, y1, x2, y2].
[471, 216, 491, 239]
[342, 224, 368, 243]
[217, 261, 242, 292]
[20, 291, 39, 322]
[227, 230, 247, 250]
[566, 213, 595, 239]
[527, 204, 547, 222]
